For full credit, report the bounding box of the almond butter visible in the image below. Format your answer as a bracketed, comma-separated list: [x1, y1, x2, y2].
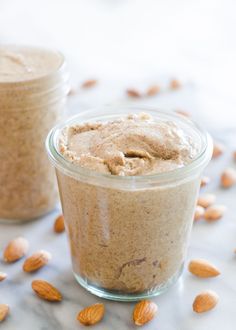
[54, 215, 65, 233]
[32, 280, 62, 302]
[204, 205, 226, 221]
[188, 259, 220, 277]
[0, 272, 7, 282]
[200, 176, 210, 188]
[77, 303, 105, 326]
[0, 304, 9, 322]
[221, 168, 236, 188]
[169, 78, 181, 90]
[126, 89, 141, 98]
[133, 300, 158, 326]
[81, 79, 98, 89]
[23, 250, 51, 272]
[146, 85, 160, 96]
[3, 237, 29, 263]
[193, 290, 219, 313]
[194, 206, 205, 221]
[212, 142, 224, 158]
[197, 194, 216, 208]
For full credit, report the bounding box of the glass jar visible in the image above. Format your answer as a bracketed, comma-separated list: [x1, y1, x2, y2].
[46, 106, 213, 301]
[0, 45, 69, 221]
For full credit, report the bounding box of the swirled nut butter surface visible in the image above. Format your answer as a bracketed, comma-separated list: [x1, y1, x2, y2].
[0, 46, 67, 221]
[59, 113, 199, 176]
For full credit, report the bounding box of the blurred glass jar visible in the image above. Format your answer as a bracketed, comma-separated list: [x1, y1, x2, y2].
[0, 45, 69, 221]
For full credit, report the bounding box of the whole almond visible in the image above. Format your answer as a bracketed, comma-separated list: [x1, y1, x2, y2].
[221, 168, 236, 188]
[32, 280, 62, 302]
[54, 215, 65, 233]
[146, 85, 160, 96]
[200, 176, 210, 188]
[204, 205, 226, 221]
[233, 151, 236, 161]
[81, 79, 98, 89]
[3, 237, 29, 263]
[193, 290, 219, 313]
[0, 304, 9, 322]
[175, 110, 190, 117]
[77, 303, 105, 326]
[194, 206, 205, 221]
[212, 142, 224, 158]
[126, 89, 141, 98]
[197, 194, 216, 208]
[133, 300, 158, 326]
[23, 250, 51, 272]
[0, 272, 7, 282]
[188, 259, 220, 278]
[169, 78, 181, 90]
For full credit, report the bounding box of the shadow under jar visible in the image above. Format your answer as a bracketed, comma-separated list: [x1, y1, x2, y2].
[0, 45, 69, 221]
[46, 107, 212, 301]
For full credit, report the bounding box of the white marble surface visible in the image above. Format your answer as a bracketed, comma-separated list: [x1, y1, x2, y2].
[1, 0, 236, 329]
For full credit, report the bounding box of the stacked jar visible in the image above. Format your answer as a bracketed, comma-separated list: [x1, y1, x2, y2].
[0, 45, 69, 221]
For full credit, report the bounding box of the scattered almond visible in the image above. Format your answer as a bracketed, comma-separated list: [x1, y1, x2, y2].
[81, 79, 98, 89]
[188, 259, 220, 278]
[133, 300, 158, 326]
[175, 110, 190, 117]
[221, 168, 236, 188]
[126, 88, 142, 98]
[233, 151, 236, 161]
[194, 206, 205, 221]
[0, 304, 9, 322]
[204, 205, 226, 221]
[0, 272, 7, 282]
[77, 303, 105, 326]
[200, 176, 210, 188]
[146, 85, 160, 96]
[54, 215, 65, 233]
[197, 194, 216, 208]
[68, 87, 78, 96]
[193, 290, 219, 313]
[169, 78, 181, 90]
[212, 142, 224, 158]
[23, 250, 51, 272]
[3, 237, 29, 263]
[32, 280, 62, 302]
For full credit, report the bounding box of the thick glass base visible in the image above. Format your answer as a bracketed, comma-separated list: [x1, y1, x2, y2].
[74, 263, 184, 302]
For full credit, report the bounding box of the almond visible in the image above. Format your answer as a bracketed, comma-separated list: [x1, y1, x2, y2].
[194, 206, 205, 221]
[32, 280, 62, 302]
[197, 194, 216, 208]
[81, 79, 98, 89]
[212, 142, 224, 158]
[77, 303, 105, 326]
[175, 110, 190, 117]
[0, 304, 9, 322]
[169, 78, 181, 90]
[54, 215, 65, 233]
[233, 151, 236, 161]
[200, 176, 210, 188]
[23, 250, 51, 272]
[0, 272, 7, 282]
[133, 300, 158, 326]
[204, 205, 226, 221]
[126, 89, 141, 98]
[68, 87, 78, 96]
[3, 237, 29, 263]
[221, 168, 236, 188]
[146, 85, 160, 96]
[193, 290, 219, 313]
[188, 259, 220, 277]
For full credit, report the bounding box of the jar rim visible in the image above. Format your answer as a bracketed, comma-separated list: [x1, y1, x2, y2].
[46, 106, 213, 189]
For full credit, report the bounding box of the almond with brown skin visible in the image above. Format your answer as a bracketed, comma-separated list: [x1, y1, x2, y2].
[194, 206, 205, 221]
[54, 215, 65, 233]
[3, 237, 29, 263]
[77, 303, 105, 326]
[233, 151, 236, 161]
[197, 194, 216, 208]
[221, 168, 236, 188]
[169, 78, 181, 90]
[200, 176, 210, 188]
[204, 205, 226, 221]
[0, 272, 7, 282]
[212, 142, 224, 158]
[188, 259, 220, 278]
[126, 89, 142, 98]
[32, 280, 62, 302]
[23, 250, 51, 272]
[133, 300, 158, 326]
[146, 85, 160, 96]
[193, 290, 219, 313]
[81, 79, 98, 89]
[0, 304, 9, 322]
[175, 110, 190, 117]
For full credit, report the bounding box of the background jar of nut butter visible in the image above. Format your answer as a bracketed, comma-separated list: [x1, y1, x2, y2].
[0, 45, 69, 221]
